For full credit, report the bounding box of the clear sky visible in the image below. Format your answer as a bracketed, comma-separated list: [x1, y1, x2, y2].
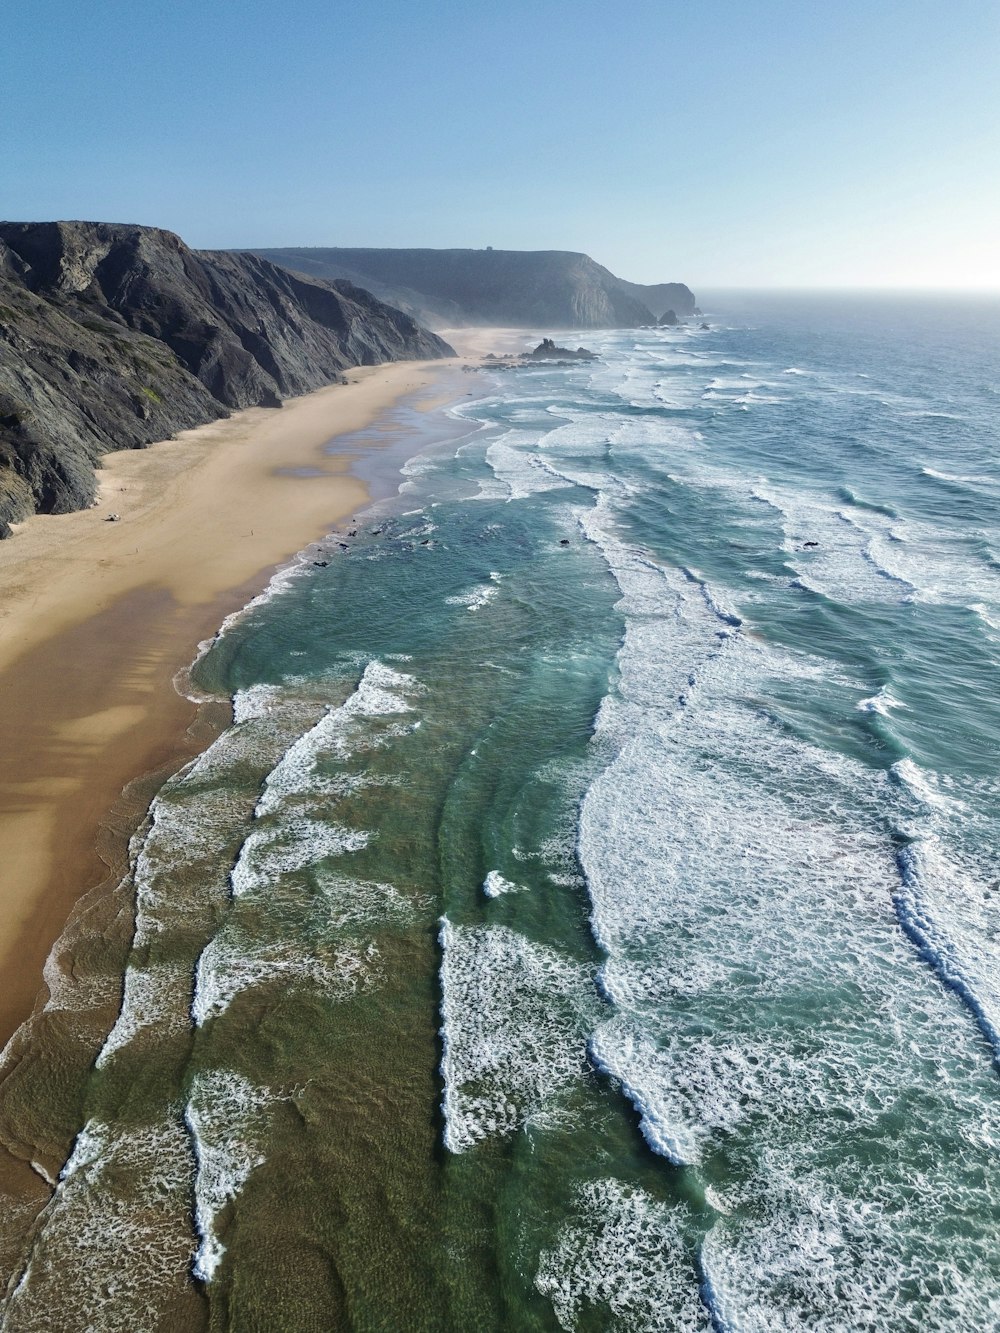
[2, 0, 998, 289]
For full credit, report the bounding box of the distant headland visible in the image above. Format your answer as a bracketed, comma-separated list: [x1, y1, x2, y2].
[248, 246, 695, 331]
[0, 223, 695, 532]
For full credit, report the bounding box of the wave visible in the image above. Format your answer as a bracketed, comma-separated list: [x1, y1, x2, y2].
[894, 838, 1000, 1064]
[482, 871, 522, 898]
[438, 918, 596, 1153]
[185, 1070, 276, 1282]
[177, 556, 313, 703]
[535, 1179, 710, 1332]
[1, 1116, 195, 1330]
[445, 582, 499, 612]
[483, 433, 578, 501]
[191, 662, 417, 1026]
[855, 684, 906, 716]
[834, 485, 898, 517]
[254, 660, 418, 819]
[573, 473, 1000, 1328]
[921, 465, 996, 487]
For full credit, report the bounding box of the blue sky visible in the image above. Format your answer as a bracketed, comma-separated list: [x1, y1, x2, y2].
[3, 0, 998, 288]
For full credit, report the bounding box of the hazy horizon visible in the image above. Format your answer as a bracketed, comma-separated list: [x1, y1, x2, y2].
[3, 0, 998, 291]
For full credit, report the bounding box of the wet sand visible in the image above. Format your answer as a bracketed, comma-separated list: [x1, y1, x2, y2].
[0, 355, 472, 1047]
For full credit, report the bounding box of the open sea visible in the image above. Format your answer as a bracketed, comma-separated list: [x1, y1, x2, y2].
[3, 292, 1000, 1331]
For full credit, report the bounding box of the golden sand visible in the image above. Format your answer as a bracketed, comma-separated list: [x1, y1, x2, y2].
[0, 355, 472, 1044]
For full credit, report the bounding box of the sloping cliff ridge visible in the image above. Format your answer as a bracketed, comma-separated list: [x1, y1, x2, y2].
[0, 222, 453, 536]
[250, 247, 695, 329]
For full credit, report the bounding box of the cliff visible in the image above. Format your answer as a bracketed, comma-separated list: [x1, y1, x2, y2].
[617, 280, 697, 321]
[0, 222, 453, 535]
[248, 247, 695, 330]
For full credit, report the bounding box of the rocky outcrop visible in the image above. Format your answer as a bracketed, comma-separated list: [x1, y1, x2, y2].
[659, 309, 679, 326]
[0, 222, 453, 535]
[527, 339, 597, 361]
[617, 281, 696, 321]
[249, 247, 695, 330]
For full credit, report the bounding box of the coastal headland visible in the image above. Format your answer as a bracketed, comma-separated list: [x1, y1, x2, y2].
[0, 350, 488, 1052]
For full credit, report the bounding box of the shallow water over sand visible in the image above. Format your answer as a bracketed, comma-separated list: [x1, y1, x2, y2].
[3, 296, 1000, 1330]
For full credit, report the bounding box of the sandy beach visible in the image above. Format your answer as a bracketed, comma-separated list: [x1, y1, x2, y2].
[0, 351, 488, 1048]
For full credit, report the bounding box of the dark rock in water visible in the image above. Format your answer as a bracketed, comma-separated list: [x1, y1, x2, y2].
[803, 541, 819, 548]
[250, 245, 696, 330]
[312, 560, 329, 567]
[700, 322, 710, 330]
[559, 538, 570, 545]
[659, 309, 679, 326]
[0, 221, 454, 535]
[528, 338, 597, 362]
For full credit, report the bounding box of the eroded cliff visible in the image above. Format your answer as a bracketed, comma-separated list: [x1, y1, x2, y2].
[250, 246, 695, 330]
[0, 222, 453, 535]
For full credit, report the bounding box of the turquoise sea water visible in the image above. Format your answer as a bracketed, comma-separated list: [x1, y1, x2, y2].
[4, 294, 1000, 1331]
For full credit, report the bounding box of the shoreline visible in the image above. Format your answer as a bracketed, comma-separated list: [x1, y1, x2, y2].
[0, 349, 490, 1049]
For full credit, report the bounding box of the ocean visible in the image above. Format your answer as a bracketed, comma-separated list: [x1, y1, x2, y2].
[3, 292, 1000, 1331]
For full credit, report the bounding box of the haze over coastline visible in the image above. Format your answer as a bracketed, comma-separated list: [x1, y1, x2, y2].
[1, 1, 1000, 1329]
[3, 1, 998, 291]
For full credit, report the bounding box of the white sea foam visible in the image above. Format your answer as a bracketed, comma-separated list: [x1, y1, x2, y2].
[535, 1179, 711, 1332]
[887, 757, 1000, 1064]
[484, 432, 577, 501]
[699, 1157, 1000, 1332]
[2, 1116, 195, 1332]
[97, 962, 191, 1067]
[753, 480, 919, 604]
[588, 1023, 702, 1166]
[971, 601, 1000, 634]
[891, 756, 963, 813]
[482, 871, 522, 898]
[855, 684, 906, 716]
[445, 582, 499, 612]
[229, 817, 369, 900]
[31, 702, 293, 1073]
[255, 660, 419, 818]
[438, 919, 596, 1152]
[921, 465, 996, 486]
[192, 931, 375, 1025]
[185, 1071, 276, 1282]
[861, 521, 1000, 610]
[188, 664, 422, 1026]
[317, 873, 424, 929]
[570, 465, 1000, 1328]
[232, 681, 286, 724]
[179, 558, 311, 701]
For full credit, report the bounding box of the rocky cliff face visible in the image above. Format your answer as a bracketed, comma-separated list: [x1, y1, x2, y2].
[0, 222, 453, 535]
[616, 280, 697, 321]
[250, 247, 695, 330]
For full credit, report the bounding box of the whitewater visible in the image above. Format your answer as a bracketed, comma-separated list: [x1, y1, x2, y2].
[2, 293, 999, 1331]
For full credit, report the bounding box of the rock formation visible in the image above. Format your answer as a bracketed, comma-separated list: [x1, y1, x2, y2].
[249, 247, 696, 330]
[617, 282, 696, 321]
[0, 222, 453, 534]
[527, 339, 597, 361]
